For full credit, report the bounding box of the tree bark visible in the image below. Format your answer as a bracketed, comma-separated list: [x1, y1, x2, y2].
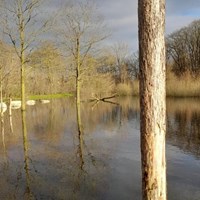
[138, 0, 166, 200]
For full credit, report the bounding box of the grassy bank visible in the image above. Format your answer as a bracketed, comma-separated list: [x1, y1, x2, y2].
[166, 74, 200, 97]
[28, 93, 73, 100]
[115, 74, 200, 97]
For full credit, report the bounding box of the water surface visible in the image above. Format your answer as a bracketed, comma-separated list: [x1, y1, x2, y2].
[0, 97, 200, 200]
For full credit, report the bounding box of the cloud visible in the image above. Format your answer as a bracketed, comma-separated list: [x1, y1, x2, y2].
[165, 0, 200, 35]
[96, 0, 137, 51]
[46, 0, 200, 52]
[96, 0, 200, 51]
[166, 0, 200, 15]
[166, 15, 199, 35]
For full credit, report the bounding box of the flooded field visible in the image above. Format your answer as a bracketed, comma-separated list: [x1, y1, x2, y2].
[0, 97, 199, 200]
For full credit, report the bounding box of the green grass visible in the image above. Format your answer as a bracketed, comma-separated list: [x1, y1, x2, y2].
[28, 93, 73, 100]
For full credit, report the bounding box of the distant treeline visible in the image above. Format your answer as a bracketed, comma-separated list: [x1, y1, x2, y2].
[166, 19, 200, 78]
[0, 2, 199, 98]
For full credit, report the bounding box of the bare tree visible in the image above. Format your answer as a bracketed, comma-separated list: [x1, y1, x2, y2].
[28, 41, 65, 94]
[58, 0, 108, 130]
[167, 20, 200, 77]
[1, 0, 49, 111]
[0, 24, 20, 105]
[111, 42, 129, 83]
[166, 27, 189, 76]
[138, 0, 166, 199]
[125, 52, 139, 80]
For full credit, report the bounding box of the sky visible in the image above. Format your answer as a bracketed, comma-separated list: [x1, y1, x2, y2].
[47, 0, 200, 53]
[95, 0, 200, 52]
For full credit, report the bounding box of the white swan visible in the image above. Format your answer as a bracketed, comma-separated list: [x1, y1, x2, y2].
[10, 100, 21, 109]
[0, 102, 7, 113]
[40, 99, 50, 104]
[26, 100, 36, 106]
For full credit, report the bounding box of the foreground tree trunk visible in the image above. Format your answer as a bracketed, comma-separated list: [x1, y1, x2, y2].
[138, 0, 166, 200]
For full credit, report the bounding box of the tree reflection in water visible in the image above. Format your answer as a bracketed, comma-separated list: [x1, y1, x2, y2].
[1, 111, 8, 167]
[0, 98, 199, 199]
[21, 111, 34, 199]
[167, 99, 200, 158]
[72, 97, 85, 198]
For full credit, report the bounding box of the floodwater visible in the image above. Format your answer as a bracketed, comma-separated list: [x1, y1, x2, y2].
[0, 97, 200, 200]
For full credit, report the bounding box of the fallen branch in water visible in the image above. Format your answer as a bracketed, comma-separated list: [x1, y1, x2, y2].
[89, 93, 118, 102]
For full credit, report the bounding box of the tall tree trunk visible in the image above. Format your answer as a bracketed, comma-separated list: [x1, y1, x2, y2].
[138, 0, 166, 200]
[19, 1, 26, 111]
[21, 55, 26, 111]
[75, 38, 84, 169]
[76, 38, 82, 132]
